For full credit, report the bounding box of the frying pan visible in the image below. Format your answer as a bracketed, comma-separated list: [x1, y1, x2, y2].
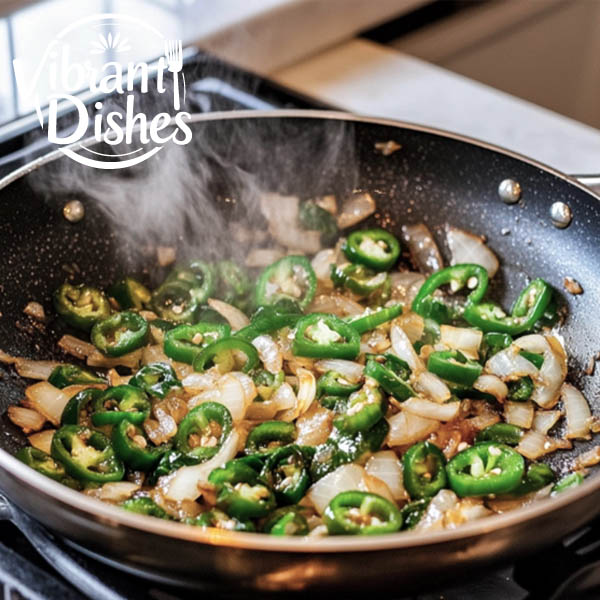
[1, 109, 600, 594]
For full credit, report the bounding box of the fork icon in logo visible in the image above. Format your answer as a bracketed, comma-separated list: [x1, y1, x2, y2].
[164, 40, 183, 110]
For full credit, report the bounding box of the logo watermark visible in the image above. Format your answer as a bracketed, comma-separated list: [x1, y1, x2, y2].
[13, 13, 192, 169]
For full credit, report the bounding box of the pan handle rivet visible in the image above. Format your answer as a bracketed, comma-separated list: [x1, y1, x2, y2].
[550, 201, 572, 228]
[63, 200, 85, 223]
[498, 179, 521, 204]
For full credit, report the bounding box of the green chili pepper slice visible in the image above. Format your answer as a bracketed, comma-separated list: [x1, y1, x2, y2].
[507, 376, 535, 402]
[166, 260, 215, 302]
[91, 385, 150, 427]
[475, 423, 524, 446]
[53, 283, 111, 331]
[256, 256, 316, 310]
[343, 228, 401, 271]
[293, 313, 360, 359]
[317, 371, 362, 397]
[252, 369, 285, 401]
[400, 498, 430, 530]
[263, 506, 310, 536]
[261, 444, 311, 505]
[61, 387, 103, 426]
[16, 447, 81, 489]
[48, 365, 105, 389]
[319, 395, 349, 412]
[427, 350, 483, 387]
[364, 354, 413, 401]
[51, 425, 124, 483]
[446, 442, 525, 497]
[481, 332, 513, 361]
[403, 441, 447, 499]
[175, 402, 233, 461]
[193, 337, 259, 373]
[347, 304, 403, 335]
[188, 509, 255, 532]
[551, 472, 584, 495]
[519, 350, 544, 369]
[324, 491, 402, 535]
[164, 322, 231, 364]
[151, 280, 203, 324]
[215, 260, 252, 311]
[208, 459, 276, 520]
[112, 421, 169, 471]
[333, 386, 386, 434]
[147, 450, 204, 485]
[108, 277, 151, 310]
[330, 263, 389, 297]
[509, 462, 555, 497]
[299, 200, 338, 245]
[91, 311, 149, 357]
[235, 304, 302, 342]
[464, 279, 553, 334]
[412, 264, 489, 324]
[245, 421, 296, 455]
[121, 497, 170, 519]
[129, 362, 181, 398]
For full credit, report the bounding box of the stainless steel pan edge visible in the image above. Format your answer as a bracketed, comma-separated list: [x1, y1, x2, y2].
[1, 109, 600, 591]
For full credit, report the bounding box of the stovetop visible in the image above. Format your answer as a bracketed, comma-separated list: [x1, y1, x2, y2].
[1, 48, 600, 600]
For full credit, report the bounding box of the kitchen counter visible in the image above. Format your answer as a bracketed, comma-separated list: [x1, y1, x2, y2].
[271, 38, 600, 176]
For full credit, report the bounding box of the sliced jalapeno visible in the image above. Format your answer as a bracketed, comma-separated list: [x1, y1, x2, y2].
[347, 304, 403, 335]
[245, 421, 296, 455]
[293, 313, 360, 360]
[188, 509, 255, 532]
[129, 362, 181, 398]
[53, 283, 111, 331]
[261, 444, 311, 505]
[108, 277, 151, 310]
[330, 263, 389, 298]
[343, 228, 401, 271]
[256, 256, 316, 310]
[475, 423, 524, 446]
[193, 337, 259, 373]
[263, 506, 310, 536]
[16, 447, 80, 489]
[364, 353, 413, 401]
[317, 371, 362, 397]
[427, 350, 482, 387]
[91, 311, 149, 357]
[91, 385, 150, 427]
[48, 365, 105, 389]
[61, 387, 103, 426]
[164, 322, 231, 364]
[403, 441, 447, 499]
[112, 420, 169, 471]
[333, 385, 386, 434]
[121, 497, 170, 519]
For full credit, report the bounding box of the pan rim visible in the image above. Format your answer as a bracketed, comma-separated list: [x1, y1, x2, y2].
[0, 108, 598, 553]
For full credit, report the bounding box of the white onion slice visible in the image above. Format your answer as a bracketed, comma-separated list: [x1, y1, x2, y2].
[415, 489, 459, 532]
[517, 430, 555, 459]
[142, 345, 170, 365]
[337, 192, 376, 229]
[309, 293, 364, 317]
[446, 226, 499, 277]
[361, 473, 396, 504]
[532, 410, 562, 435]
[95, 482, 140, 502]
[307, 463, 367, 514]
[207, 298, 249, 331]
[440, 325, 482, 360]
[574, 445, 600, 470]
[252, 335, 282, 374]
[295, 403, 333, 446]
[162, 431, 239, 502]
[58, 335, 96, 359]
[473, 374, 508, 402]
[229, 372, 257, 405]
[14, 359, 62, 380]
[387, 411, 440, 446]
[24, 382, 70, 426]
[365, 451, 408, 501]
[28, 429, 55, 454]
[87, 349, 142, 369]
[504, 400, 534, 428]
[415, 371, 451, 403]
[216, 374, 248, 422]
[562, 383, 592, 439]
[311, 249, 337, 284]
[403, 397, 460, 422]
[390, 324, 423, 373]
[397, 313, 424, 344]
[486, 347, 539, 379]
[389, 272, 426, 304]
[401, 223, 443, 274]
[7, 406, 46, 433]
[314, 359, 364, 382]
[278, 369, 315, 421]
[182, 370, 220, 393]
[245, 248, 284, 268]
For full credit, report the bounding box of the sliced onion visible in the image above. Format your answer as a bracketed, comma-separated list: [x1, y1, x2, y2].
[207, 298, 249, 331]
[296, 403, 333, 446]
[390, 324, 423, 373]
[415, 371, 451, 403]
[574, 445, 600, 470]
[309, 293, 364, 317]
[389, 272, 426, 304]
[473, 374, 508, 402]
[260, 192, 321, 253]
[532, 410, 562, 435]
[365, 451, 408, 501]
[278, 368, 315, 421]
[515, 335, 567, 409]
[387, 411, 440, 446]
[440, 325, 482, 360]
[504, 400, 534, 428]
[245, 247, 284, 268]
[246, 382, 296, 420]
[252, 335, 282, 374]
[311, 249, 337, 285]
[562, 383, 592, 439]
[444, 498, 493, 529]
[307, 463, 366, 514]
[401, 223, 443, 274]
[337, 192, 376, 229]
[446, 226, 499, 277]
[229, 372, 257, 405]
[486, 346, 539, 379]
[415, 489, 459, 532]
[142, 345, 170, 365]
[161, 430, 240, 502]
[360, 473, 396, 504]
[28, 429, 55, 454]
[314, 359, 364, 383]
[87, 349, 142, 369]
[488, 484, 552, 513]
[8, 406, 46, 433]
[397, 313, 424, 344]
[24, 382, 70, 426]
[182, 370, 220, 393]
[58, 335, 96, 359]
[517, 430, 559, 460]
[94, 482, 140, 503]
[316, 194, 337, 215]
[403, 397, 460, 421]
[14, 358, 62, 380]
[215, 374, 248, 422]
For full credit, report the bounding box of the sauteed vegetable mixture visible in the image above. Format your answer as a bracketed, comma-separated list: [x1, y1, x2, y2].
[5, 195, 598, 537]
